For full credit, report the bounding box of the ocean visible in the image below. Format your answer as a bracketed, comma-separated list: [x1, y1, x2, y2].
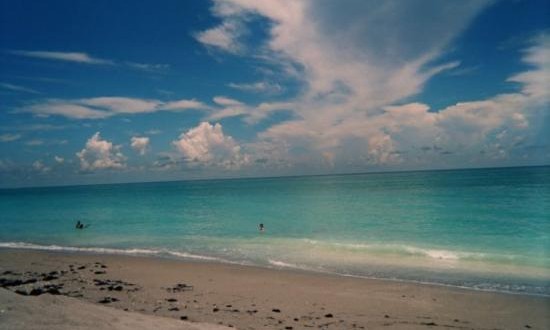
[1, 166, 549, 295]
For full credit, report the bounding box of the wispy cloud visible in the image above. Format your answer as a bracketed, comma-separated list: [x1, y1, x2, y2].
[25, 139, 44, 146]
[195, 20, 244, 54]
[125, 62, 171, 73]
[145, 129, 163, 135]
[10, 76, 69, 84]
[16, 97, 209, 120]
[228, 81, 283, 94]
[0, 133, 22, 142]
[195, 0, 550, 170]
[209, 96, 293, 123]
[0, 123, 70, 132]
[10, 50, 114, 65]
[0, 82, 41, 94]
[9, 50, 170, 72]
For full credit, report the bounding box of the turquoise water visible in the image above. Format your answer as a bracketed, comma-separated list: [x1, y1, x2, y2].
[1, 166, 549, 295]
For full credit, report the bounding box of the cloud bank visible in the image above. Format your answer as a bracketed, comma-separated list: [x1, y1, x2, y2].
[195, 0, 548, 170]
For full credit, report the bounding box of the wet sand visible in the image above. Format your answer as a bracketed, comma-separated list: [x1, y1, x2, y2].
[0, 249, 548, 329]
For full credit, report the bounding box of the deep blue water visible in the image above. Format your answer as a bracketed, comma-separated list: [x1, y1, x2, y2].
[1, 166, 549, 295]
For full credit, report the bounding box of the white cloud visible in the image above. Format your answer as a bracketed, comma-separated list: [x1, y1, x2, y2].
[0, 82, 40, 94]
[228, 81, 282, 94]
[76, 132, 126, 171]
[0, 133, 22, 142]
[32, 160, 50, 173]
[131, 136, 150, 156]
[173, 122, 249, 169]
[196, 0, 493, 167]
[10, 50, 171, 72]
[163, 99, 208, 111]
[507, 33, 550, 100]
[18, 101, 111, 119]
[199, 0, 550, 170]
[209, 96, 293, 123]
[195, 1, 550, 169]
[16, 97, 208, 120]
[199, 1, 484, 101]
[195, 20, 244, 53]
[25, 139, 44, 146]
[145, 129, 162, 135]
[125, 62, 170, 72]
[0, 124, 69, 132]
[10, 50, 114, 65]
[213, 96, 244, 107]
[54, 156, 65, 164]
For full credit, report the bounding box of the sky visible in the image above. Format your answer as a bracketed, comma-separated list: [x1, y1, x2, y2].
[0, 0, 549, 188]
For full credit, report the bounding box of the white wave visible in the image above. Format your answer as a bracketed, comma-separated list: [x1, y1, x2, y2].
[268, 259, 300, 268]
[0, 241, 226, 263]
[267, 259, 319, 272]
[0, 242, 159, 255]
[404, 246, 461, 260]
[402, 246, 493, 261]
[311, 240, 487, 261]
[165, 250, 224, 262]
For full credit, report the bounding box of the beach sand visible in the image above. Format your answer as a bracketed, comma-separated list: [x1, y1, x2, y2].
[0, 249, 548, 329]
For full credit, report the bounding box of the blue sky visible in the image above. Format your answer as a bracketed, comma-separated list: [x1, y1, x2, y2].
[0, 0, 548, 187]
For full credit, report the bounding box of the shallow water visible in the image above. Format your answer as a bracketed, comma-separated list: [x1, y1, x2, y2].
[1, 166, 549, 295]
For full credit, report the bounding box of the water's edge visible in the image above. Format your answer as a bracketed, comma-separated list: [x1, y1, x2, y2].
[1, 242, 548, 298]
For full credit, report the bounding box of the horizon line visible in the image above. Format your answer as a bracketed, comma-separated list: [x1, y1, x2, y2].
[1, 164, 548, 191]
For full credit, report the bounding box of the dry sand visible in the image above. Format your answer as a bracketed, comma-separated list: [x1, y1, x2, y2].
[0, 248, 548, 329]
[0, 288, 229, 330]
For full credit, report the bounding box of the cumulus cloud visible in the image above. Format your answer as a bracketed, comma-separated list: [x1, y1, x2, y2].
[54, 156, 64, 164]
[32, 160, 50, 173]
[76, 132, 126, 172]
[131, 136, 150, 155]
[16, 97, 208, 120]
[173, 122, 249, 169]
[195, 0, 549, 170]
[195, 0, 494, 166]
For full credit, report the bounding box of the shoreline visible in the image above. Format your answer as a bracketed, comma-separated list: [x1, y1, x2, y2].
[1, 243, 548, 298]
[1, 248, 549, 329]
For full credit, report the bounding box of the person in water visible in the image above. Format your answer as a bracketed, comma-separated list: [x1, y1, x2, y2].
[75, 220, 87, 229]
[259, 223, 265, 232]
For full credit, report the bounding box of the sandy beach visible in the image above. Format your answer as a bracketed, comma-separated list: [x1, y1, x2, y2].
[0, 249, 548, 330]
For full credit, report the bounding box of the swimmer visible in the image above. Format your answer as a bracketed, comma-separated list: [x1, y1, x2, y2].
[75, 220, 90, 229]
